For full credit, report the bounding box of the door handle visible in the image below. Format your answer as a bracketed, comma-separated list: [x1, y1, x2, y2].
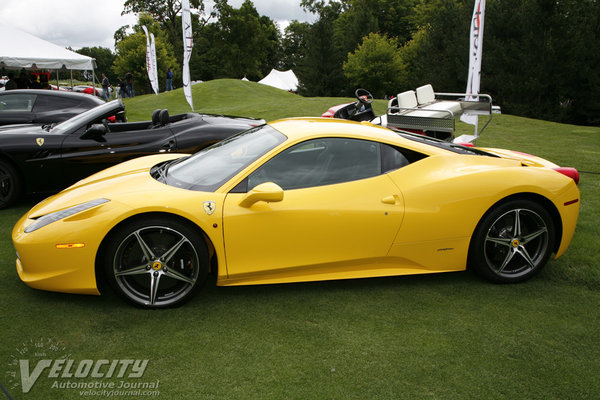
[162, 140, 176, 151]
[381, 195, 400, 205]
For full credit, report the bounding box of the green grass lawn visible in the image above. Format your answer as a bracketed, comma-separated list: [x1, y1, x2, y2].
[1, 80, 599, 399]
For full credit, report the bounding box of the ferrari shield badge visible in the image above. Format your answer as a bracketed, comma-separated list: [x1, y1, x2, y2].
[36, 138, 44, 146]
[203, 200, 216, 215]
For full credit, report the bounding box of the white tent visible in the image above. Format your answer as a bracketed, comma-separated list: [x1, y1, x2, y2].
[0, 25, 95, 71]
[258, 69, 298, 92]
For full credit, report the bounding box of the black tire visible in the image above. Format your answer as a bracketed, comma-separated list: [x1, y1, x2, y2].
[104, 216, 208, 308]
[469, 199, 555, 283]
[0, 160, 22, 209]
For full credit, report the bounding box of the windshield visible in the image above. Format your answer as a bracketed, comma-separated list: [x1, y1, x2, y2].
[160, 124, 286, 192]
[52, 100, 121, 134]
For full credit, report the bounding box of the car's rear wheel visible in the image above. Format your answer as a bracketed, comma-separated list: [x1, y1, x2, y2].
[469, 199, 555, 283]
[104, 217, 208, 308]
[0, 160, 22, 209]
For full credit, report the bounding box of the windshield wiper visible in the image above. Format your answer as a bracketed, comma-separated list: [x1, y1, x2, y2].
[152, 161, 171, 182]
[41, 122, 58, 132]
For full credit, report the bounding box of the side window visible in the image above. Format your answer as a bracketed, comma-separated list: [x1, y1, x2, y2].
[380, 143, 426, 172]
[248, 137, 383, 190]
[34, 95, 79, 112]
[0, 94, 37, 111]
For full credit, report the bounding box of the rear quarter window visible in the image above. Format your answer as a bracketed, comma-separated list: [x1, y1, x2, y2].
[0, 93, 37, 111]
[33, 95, 80, 112]
[381, 143, 428, 173]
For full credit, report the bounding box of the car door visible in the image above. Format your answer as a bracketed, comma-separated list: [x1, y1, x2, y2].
[60, 122, 176, 185]
[8, 129, 67, 193]
[0, 93, 37, 125]
[222, 137, 407, 279]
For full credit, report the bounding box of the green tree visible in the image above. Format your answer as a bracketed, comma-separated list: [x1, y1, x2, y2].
[399, 0, 471, 91]
[280, 20, 311, 71]
[112, 14, 179, 94]
[395, 27, 429, 90]
[76, 47, 116, 82]
[334, 0, 418, 57]
[484, 0, 600, 124]
[122, 0, 206, 38]
[259, 14, 283, 75]
[191, 0, 280, 81]
[396, 0, 600, 125]
[121, 0, 211, 80]
[343, 33, 404, 97]
[296, 0, 346, 96]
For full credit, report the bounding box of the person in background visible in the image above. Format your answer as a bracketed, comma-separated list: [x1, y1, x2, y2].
[125, 71, 134, 97]
[16, 71, 30, 89]
[119, 77, 128, 98]
[5, 73, 18, 90]
[29, 74, 41, 89]
[166, 67, 173, 92]
[39, 74, 50, 90]
[101, 73, 110, 101]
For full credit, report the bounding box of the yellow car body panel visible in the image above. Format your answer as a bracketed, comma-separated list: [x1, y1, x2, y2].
[13, 154, 229, 294]
[12, 118, 581, 296]
[220, 173, 404, 285]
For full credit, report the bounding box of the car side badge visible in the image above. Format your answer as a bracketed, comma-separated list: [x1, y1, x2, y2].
[203, 201, 216, 215]
[36, 138, 44, 146]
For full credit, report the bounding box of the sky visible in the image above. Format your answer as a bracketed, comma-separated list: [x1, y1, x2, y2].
[0, 0, 315, 51]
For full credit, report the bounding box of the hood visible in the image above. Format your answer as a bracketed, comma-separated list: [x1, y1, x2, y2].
[0, 124, 45, 134]
[28, 153, 185, 218]
[201, 114, 265, 127]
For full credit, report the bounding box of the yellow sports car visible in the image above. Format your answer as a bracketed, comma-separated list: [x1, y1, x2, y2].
[12, 118, 580, 308]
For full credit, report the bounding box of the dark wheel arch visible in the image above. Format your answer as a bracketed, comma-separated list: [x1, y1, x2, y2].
[95, 212, 218, 298]
[470, 193, 563, 256]
[0, 156, 24, 209]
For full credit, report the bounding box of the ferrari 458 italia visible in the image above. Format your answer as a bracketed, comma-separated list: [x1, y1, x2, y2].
[12, 118, 580, 308]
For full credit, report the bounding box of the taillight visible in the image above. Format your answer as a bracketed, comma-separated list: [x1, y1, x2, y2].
[459, 143, 474, 148]
[553, 167, 579, 185]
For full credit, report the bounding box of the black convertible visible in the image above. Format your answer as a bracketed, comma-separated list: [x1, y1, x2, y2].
[0, 99, 264, 208]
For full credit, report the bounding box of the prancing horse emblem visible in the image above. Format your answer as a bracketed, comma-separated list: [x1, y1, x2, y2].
[203, 201, 216, 215]
[36, 138, 44, 146]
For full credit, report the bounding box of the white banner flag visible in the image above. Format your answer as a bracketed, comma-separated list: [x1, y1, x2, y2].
[150, 33, 159, 94]
[141, 26, 159, 95]
[182, 0, 194, 110]
[460, 0, 486, 127]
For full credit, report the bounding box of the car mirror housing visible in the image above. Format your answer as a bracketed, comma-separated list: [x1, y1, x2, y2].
[82, 124, 107, 140]
[115, 110, 127, 122]
[238, 182, 284, 208]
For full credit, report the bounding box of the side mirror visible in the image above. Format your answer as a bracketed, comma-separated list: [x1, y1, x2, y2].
[81, 123, 107, 140]
[238, 182, 284, 208]
[116, 110, 127, 122]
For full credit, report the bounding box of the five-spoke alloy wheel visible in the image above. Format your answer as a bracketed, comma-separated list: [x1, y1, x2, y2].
[104, 217, 208, 308]
[470, 199, 556, 283]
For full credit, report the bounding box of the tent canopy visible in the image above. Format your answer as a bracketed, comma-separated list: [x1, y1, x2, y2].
[0, 25, 95, 71]
[258, 69, 298, 91]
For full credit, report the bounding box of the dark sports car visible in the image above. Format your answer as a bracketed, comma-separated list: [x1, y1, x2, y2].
[0, 89, 104, 126]
[0, 99, 264, 208]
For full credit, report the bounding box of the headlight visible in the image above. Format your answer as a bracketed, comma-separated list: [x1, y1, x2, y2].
[25, 198, 110, 233]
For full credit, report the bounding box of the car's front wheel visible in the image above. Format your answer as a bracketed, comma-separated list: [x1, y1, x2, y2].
[469, 199, 556, 283]
[104, 217, 208, 308]
[0, 160, 22, 209]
